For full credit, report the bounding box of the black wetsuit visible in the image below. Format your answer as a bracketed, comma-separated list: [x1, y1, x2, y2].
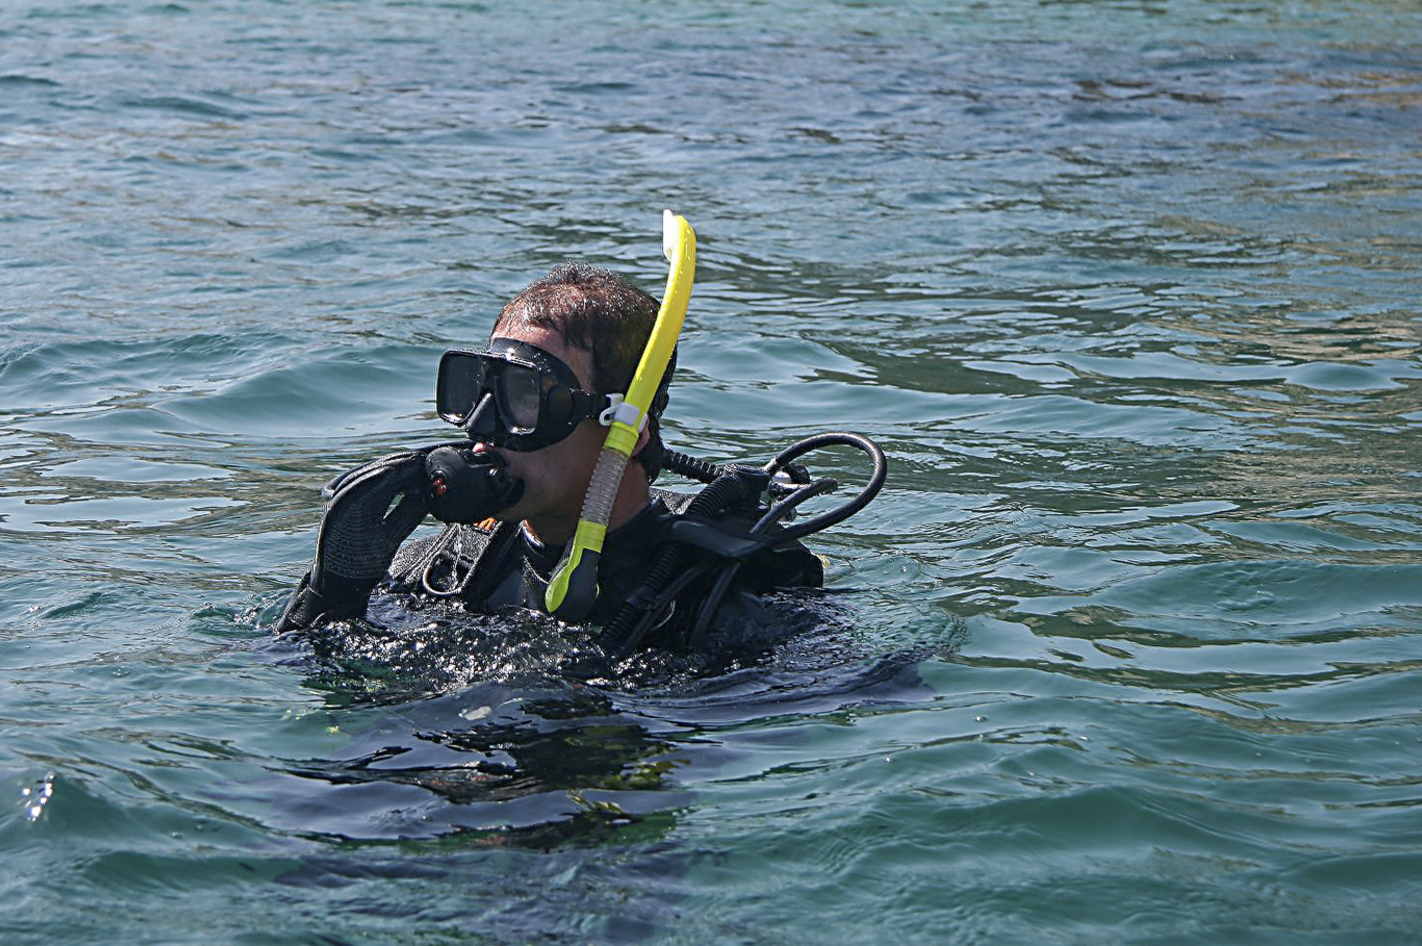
[382, 488, 824, 651]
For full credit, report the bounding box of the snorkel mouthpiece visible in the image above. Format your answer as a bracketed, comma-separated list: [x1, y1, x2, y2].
[545, 210, 695, 622]
[425, 446, 524, 524]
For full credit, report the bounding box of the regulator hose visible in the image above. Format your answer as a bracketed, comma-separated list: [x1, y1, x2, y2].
[603, 431, 887, 656]
[662, 448, 726, 484]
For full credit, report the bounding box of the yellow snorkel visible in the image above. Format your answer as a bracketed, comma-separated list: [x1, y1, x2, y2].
[545, 210, 696, 622]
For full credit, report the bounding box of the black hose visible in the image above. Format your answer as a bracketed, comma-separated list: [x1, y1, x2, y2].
[759, 432, 886, 544]
[663, 449, 726, 484]
[614, 564, 714, 655]
[607, 431, 888, 654]
[752, 477, 839, 533]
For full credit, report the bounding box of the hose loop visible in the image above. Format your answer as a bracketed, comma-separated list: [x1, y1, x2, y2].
[603, 431, 887, 655]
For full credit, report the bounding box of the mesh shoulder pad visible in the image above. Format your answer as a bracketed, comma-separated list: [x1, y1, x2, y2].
[650, 487, 697, 515]
[388, 520, 503, 595]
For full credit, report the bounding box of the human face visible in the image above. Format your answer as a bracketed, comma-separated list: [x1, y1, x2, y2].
[437, 339, 606, 452]
[470, 325, 607, 544]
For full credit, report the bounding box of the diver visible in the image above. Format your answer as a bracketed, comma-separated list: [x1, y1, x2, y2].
[275, 212, 885, 655]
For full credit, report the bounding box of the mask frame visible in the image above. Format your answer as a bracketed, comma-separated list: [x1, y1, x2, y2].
[436, 338, 615, 452]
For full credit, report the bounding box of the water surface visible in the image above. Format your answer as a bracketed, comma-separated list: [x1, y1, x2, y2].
[3, 1, 1421, 943]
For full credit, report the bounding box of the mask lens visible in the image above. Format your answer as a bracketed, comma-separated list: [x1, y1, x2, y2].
[499, 365, 543, 432]
[437, 351, 489, 423]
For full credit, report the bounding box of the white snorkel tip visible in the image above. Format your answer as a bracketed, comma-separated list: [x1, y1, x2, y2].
[662, 209, 677, 261]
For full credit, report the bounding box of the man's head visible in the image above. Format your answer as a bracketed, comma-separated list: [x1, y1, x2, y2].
[490, 260, 674, 481]
[460, 261, 675, 544]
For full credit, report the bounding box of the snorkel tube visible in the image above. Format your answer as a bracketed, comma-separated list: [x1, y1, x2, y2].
[545, 210, 695, 622]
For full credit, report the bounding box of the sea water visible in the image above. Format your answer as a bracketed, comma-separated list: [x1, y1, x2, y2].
[3, 1, 1421, 943]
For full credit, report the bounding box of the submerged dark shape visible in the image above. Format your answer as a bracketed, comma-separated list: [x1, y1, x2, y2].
[257, 582, 936, 850]
[294, 581, 862, 701]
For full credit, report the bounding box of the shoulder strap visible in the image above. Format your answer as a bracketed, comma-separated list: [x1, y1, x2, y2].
[388, 520, 514, 600]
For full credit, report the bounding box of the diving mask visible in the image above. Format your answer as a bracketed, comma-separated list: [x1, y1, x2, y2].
[436, 338, 619, 452]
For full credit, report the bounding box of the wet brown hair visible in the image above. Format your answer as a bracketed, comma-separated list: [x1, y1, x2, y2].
[492, 260, 676, 481]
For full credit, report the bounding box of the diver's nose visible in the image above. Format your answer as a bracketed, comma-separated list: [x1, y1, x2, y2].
[462, 392, 497, 440]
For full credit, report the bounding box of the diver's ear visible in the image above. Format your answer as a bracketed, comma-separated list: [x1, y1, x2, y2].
[630, 424, 651, 458]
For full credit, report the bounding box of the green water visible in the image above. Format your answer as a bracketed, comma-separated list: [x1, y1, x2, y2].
[3, 1, 1421, 943]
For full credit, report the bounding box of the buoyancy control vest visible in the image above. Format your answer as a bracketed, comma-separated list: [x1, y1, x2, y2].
[386, 487, 825, 652]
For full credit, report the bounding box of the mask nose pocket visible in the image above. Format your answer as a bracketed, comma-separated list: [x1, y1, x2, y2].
[462, 391, 499, 439]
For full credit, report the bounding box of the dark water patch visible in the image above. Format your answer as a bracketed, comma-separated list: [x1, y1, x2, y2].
[161, 347, 442, 438]
[1, 334, 303, 412]
[265, 239, 361, 263]
[21, 3, 122, 20]
[120, 95, 247, 121]
[1010, 560, 1422, 640]
[35, 591, 114, 621]
[1, 335, 446, 449]
[0, 74, 60, 88]
[42, 455, 232, 484]
[240, 591, 932, 851]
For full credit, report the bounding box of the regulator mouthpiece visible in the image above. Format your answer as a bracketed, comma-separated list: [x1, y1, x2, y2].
[425, 446, 524, 524]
